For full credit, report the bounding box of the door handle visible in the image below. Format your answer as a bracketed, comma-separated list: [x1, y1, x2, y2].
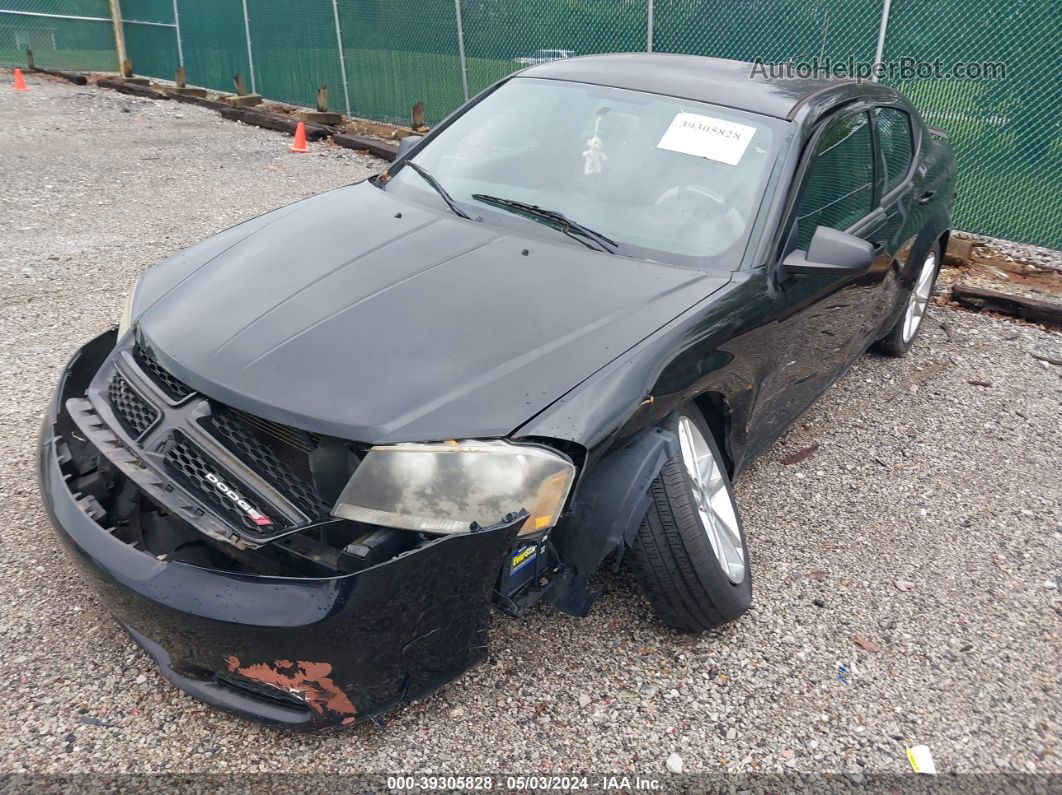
[917, 190, 936, 205]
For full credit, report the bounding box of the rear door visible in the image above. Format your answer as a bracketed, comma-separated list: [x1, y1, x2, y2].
[871, 105, 923, 330]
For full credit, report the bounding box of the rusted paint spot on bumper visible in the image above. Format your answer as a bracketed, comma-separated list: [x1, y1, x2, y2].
[226, 655, 357, 720]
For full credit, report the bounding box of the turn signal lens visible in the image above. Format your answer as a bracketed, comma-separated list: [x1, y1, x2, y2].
[523, 471, 571, 535]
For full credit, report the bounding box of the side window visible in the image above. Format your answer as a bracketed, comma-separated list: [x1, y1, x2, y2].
[793, 112, 875, 250]
[875, 108, 914, 195]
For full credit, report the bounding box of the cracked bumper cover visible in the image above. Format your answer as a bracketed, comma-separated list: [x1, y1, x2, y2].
[38, 330, 523, 730]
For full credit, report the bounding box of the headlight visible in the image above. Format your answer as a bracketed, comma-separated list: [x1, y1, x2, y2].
[116, 277, 140, 338]
[332, 439, 575, 536]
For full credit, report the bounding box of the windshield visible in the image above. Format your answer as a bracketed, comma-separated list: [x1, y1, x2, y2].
[381, 77, 784, 268]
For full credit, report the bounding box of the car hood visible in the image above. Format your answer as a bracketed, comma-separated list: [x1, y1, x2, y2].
[136, 181, 727, 442]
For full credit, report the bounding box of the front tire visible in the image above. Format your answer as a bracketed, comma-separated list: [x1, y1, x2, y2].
[630, 406, 752, 632]
[876, 242, 941, 356]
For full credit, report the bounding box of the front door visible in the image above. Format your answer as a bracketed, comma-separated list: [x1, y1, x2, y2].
[751, 108, 887, 441]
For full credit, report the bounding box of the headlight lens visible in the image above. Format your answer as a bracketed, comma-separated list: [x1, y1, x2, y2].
[117, 278, 140, 338]
[332, 439, 575, 535]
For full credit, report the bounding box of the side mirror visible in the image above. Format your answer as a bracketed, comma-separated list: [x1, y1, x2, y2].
[782, 226, 875, 275]
[396, 135, 423, 160]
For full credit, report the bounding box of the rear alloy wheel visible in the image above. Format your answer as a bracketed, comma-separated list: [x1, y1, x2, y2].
[876, 242, 941, 356]
[630, 406, 752, 632]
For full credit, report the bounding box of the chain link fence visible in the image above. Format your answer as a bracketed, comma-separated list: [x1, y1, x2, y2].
[1, 0, 1059, 249]
[1, 1, 114, 70]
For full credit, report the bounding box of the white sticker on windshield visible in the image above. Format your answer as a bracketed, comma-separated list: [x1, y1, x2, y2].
[657, 113, 756, 165]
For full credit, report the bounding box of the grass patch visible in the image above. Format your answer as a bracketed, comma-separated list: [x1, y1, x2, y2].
[0, 47, 115, 72]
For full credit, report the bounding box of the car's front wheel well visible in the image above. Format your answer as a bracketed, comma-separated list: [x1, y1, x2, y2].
[691, 392, 734, 479]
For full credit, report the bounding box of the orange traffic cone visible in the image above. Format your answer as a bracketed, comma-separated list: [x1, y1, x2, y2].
[12, 68, 29, 92]
[290, 122, 309, 153]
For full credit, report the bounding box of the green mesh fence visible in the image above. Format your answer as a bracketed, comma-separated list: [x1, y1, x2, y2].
[461, 0, 649, 97]
[882, 0, 1061, 248]
[655, 0, 881, 64]
[121, 0, 176, 80]
[0, 0, 1059, 248]
[178, 1, 249, 95]
[337, 0, 462, 124]
[0, 0, 115, 70]
[249, 0, 344, 111]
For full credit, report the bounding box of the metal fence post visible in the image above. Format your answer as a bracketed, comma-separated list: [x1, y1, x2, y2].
[171, 0, 184, 67]
[873, 0, 893, 81]
[454, 0, 470, 102]
[331, 0, 352, 116]
[647, 0, 654, 53]
[240, 0, 256, 94]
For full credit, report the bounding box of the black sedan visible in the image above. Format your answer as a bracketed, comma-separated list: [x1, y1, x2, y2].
[39, 53, 956, 729]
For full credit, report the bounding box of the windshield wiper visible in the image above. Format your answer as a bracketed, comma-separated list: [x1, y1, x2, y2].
[401, 161, 474, 221]
[471, 194, 617, 254]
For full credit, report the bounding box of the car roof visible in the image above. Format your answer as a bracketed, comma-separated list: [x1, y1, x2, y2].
[517, 52, 898, 123]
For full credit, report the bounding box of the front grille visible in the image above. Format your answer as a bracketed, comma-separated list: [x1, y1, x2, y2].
[164, 432, 283, 531]
[108, 374, 158, 437]
[134, 343, 194, 401]
[124, 343, 331, 527]
[203, 408, 329, 519]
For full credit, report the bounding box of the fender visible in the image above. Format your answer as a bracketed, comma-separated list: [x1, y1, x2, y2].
[545, 425, 679, 616]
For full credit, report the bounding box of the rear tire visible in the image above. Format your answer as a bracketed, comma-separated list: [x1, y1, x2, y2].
[876, 242, 941, 357]
[629, 406, 752, 632]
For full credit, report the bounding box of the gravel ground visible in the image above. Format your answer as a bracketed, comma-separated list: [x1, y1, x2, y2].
[1, 73, 1060, 778]
[960, 231, 1062, 274]
[939, 232, 1062, 306]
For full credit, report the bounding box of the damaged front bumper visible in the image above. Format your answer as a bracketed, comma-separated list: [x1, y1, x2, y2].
[38, 330, 523, 730]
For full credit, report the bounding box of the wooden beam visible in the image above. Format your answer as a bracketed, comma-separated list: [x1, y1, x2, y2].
[411, 101, 426, 131]
[332, 132, 399, 161]
[218, 106, 332, 140]
[28, 62, 88, 85]
[165, 91, 228, 110]
[951, 284, 1062, 328]
[97, 77, 168, 100]
[303, 91, 343, 124]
